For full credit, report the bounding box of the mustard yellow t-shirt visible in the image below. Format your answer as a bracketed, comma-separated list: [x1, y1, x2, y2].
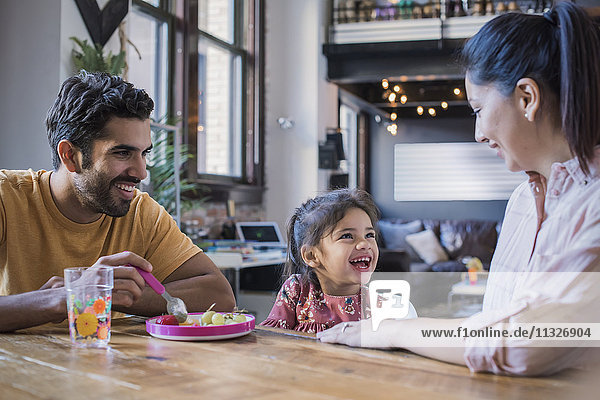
[0, 169, 201, 295]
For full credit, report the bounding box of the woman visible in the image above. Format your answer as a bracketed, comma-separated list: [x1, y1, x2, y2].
[318, 2, 600, 376]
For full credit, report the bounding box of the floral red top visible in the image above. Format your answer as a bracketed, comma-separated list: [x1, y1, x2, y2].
[260, 274, 362, 333]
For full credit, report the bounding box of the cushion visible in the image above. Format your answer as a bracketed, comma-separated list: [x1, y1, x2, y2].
[405, 229, 449, 265]
[378, 220, 423, 262]
[431, 260, 466, 272]
[438, 220, 499, 264]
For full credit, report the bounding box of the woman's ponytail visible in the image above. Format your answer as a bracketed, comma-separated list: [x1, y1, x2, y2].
[555, 3, 600, 175]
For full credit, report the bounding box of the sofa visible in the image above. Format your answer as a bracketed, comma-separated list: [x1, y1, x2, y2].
[376, 218, 500, 273]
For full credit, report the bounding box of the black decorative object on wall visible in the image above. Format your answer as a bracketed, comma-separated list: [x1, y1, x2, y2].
[74, 0, 129, 47]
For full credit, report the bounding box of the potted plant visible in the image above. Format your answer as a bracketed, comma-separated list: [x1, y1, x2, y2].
[70, 36, 126, 75]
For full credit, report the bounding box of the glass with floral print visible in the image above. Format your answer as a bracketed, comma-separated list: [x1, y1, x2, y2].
[64, 267, 113, 348]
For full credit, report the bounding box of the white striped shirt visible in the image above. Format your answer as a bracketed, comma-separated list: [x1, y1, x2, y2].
[462, 148, 600, 375]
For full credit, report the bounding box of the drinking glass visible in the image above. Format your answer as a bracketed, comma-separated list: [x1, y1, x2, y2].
[64, 267, 114, 347]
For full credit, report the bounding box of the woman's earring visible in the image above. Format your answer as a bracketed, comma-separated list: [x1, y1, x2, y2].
[524, 112, 529, 119]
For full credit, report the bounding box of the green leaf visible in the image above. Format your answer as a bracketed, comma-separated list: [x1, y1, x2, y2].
[69, 36, 125, 76]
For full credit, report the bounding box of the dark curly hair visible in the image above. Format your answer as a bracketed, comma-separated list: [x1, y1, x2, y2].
[45, 70, 154, 170]
[284, 188, 380, 288]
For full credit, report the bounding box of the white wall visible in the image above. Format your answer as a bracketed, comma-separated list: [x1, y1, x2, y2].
[263, 0, 338, 231]
[59, 0, 121, 82]
[0, 0, 61, 170]
[0, 0, 121, 171]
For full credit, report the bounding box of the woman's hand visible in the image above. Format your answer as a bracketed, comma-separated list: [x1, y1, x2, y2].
[317, 318, 396, 348]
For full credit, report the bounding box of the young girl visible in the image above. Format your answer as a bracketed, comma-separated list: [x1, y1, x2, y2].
[260, 188, 381, 333]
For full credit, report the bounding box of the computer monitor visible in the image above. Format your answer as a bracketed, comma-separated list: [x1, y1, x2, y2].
[235, 221, 286, 247]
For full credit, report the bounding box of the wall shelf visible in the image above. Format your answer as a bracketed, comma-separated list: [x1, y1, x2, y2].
[330, 15, 494, 45]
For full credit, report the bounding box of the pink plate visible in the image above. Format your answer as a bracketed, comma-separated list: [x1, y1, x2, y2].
[146, 312, 255, 341]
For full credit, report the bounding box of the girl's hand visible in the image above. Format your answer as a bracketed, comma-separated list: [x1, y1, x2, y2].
[317, 319, 395, 348]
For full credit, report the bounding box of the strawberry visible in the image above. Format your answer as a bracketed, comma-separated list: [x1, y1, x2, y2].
[154, 315, 179, 325]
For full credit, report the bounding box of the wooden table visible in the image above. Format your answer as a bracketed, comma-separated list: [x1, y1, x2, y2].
[0, 317, 595, 400]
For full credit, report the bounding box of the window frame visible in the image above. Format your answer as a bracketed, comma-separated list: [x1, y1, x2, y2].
[184, 0, 263, 201]
[131, 0, 175, 122]
[131, 0, 264, 203]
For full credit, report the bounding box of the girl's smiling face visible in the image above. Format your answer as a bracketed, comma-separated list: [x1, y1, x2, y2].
[303, 207, 378, 296]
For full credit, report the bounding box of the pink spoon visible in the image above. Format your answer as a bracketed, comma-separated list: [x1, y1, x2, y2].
[133, 266, 188, 323]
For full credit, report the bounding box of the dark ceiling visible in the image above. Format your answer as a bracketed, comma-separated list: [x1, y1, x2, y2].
[338, 78, 471, 119]
[323, 39, 473, 118]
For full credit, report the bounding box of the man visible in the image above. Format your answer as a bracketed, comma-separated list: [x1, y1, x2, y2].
[0, 71, 235, 332]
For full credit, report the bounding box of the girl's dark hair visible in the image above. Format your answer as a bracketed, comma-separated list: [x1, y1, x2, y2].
[460, 2, 600, 175]
[45, 70, 154, 170]
[284, 188, 380, 288]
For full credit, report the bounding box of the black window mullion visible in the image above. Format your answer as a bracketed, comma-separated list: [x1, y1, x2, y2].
[133, 0, 171, 20]
[196, 30, 244, 56]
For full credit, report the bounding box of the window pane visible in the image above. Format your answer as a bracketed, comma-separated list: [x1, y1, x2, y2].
[140, 0, 160, 7]
[339, 104, 358, 188]
[197, 40, 242, 177]
[126, 10, 169, 121]
[198, 0, 235, 44]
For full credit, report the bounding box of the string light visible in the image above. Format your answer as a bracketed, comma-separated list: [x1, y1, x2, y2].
[400, 94, 407, 104]
[393, 85, 401, 92]
[441, 101, 448, 110]
[390, 112, 397, 121]
[382, 79, 389, 89]
[387, 123, 398, 135]
[453, 88, 461, 96]
[428, 108, 436, 116]
[388, 92, 397, 102]
[416, 106, 424, 116]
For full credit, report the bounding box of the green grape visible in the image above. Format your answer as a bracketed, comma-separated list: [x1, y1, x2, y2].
[232, 314, 246, 323]
[211, 313, 225, 325]
[201, 311, 215, 325]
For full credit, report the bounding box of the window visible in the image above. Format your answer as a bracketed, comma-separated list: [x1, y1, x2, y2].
[189, 0, 259, 185]
[126, 2, 170, 121]
[339, 103, 358, 188]
[196, 39, 242, 176]
[126, 0, 262, 201]
[140, 0, 161, 7]
[198, 0, 235, 44]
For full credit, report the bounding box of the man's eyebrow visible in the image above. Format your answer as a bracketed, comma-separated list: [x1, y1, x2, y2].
[108, 144, 153, 152]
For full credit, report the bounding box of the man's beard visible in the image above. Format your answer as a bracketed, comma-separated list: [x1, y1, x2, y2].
[73, 168, 138, 218]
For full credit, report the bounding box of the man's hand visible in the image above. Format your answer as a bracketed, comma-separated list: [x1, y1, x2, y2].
[39, 276, 64, 290]
[90, 251, 152, 308]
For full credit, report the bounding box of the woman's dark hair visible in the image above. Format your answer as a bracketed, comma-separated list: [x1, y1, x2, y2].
[460, 2, 600, 175]
[284, 188, 380, 288]
[45, 70, 154, 170]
